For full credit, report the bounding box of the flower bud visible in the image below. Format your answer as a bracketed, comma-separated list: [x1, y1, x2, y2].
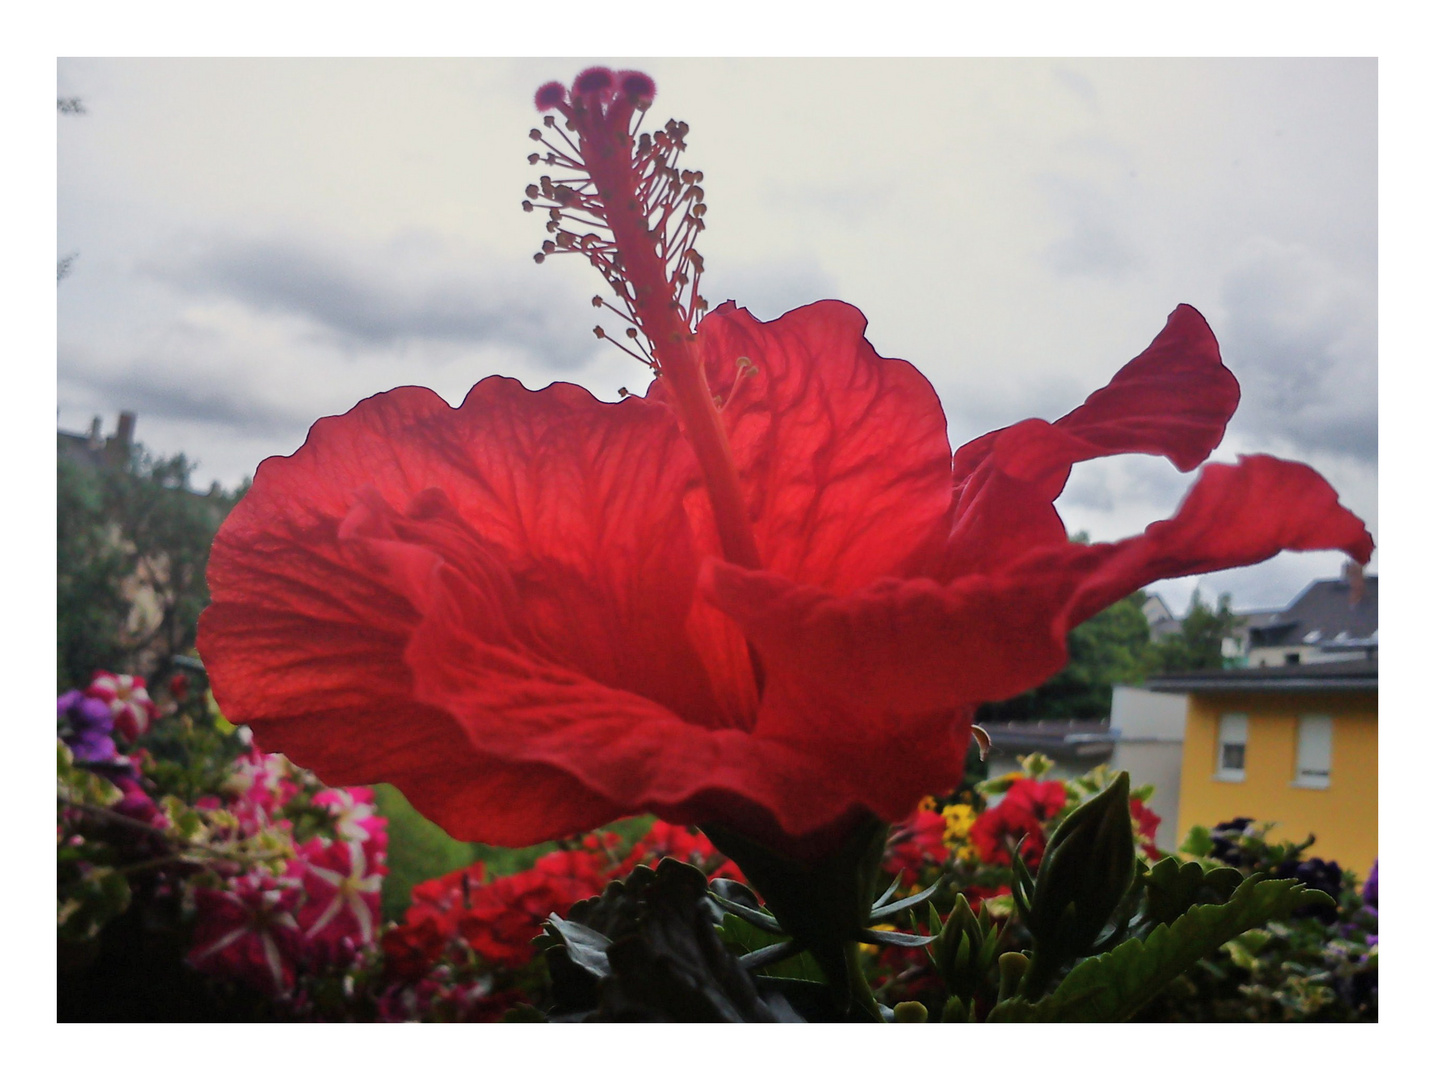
[892, 1000, 928, 1023]
[932, 897, 1000, 1003]
[1026, 771, 1136, 963]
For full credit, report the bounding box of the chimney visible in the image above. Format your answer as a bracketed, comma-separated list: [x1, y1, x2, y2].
[104, 411, 136, 468]
[1342, 559, 1366, 606]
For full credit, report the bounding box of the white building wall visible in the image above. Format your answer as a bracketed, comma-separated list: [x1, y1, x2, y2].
[1109, 686, 1188, 851]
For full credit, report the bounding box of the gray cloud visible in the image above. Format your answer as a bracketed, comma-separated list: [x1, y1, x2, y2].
[59, 337, 317, 439]
[1059, 455, 1192, 516]
[1041, 175, 1143, 281]
[1218, 238, 1377, 463]
[144, 231, 596, 367]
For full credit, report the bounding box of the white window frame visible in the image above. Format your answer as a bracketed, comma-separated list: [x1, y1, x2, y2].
[1215, 713, 1248, 782]
[1293, 714, 1333, 789]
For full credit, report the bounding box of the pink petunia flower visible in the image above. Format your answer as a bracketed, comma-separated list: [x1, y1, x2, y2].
[86, 671, 159, 743]
[312, 786, 386, 848]
[188, 871, 304, 997]
[292, 837, 385, 954]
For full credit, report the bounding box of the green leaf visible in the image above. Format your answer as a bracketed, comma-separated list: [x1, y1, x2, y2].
[1178, 824, 1213, 857]
[718, 913, 827, 983]
[869, 878, 943, 922]
[1140, 856, 1243, 927]
[986, 875, 1334, 1022]
[545, 913, 613, 980]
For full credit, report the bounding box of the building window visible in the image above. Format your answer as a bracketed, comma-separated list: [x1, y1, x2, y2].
[1294, 715, 1333, 789]
[1216, 713, 1247, 781]
[1284, 652, 1302, 666]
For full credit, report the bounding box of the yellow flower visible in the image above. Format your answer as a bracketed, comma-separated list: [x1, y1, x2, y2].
[941, 804, 977, 845]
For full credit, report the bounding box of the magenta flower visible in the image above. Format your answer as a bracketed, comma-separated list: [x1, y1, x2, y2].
[312, 786, 386, 847]
[86, 671, 158, 743]
[188, 871, 304, 997]
[292, 837, 385, 953]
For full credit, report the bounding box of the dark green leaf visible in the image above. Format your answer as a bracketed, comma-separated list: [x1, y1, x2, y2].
[986, 875, 1335, 1022]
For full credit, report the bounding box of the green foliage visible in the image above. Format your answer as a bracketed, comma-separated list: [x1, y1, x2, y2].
[56, 439, 244, 690]
[57, 455, 131, 689]
[374, 784, 486, 922]
[1150, 589, 1239, 674]
[718, 913, 828, 983]
[987, 876, 1331, 1022]
[1137, 821, 1378, 1021]
[1020, 772, 1136, 995]
[977, 581, 1244, 723]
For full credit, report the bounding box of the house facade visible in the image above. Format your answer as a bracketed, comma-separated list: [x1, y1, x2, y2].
[1148, 660, 1377, 877]
[1243, 573, 1378, 668]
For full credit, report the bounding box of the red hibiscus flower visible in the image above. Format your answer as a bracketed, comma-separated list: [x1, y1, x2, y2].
[197, 67, 1371, 862]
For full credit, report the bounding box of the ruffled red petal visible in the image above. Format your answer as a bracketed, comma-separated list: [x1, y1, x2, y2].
[703, 453, 1372, 727]
[946, 306, 1238, 576]
[200, 378, 749, 842]
[683, 301, 953, 593]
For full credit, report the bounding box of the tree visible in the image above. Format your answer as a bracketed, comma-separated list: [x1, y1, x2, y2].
[977, 592, 1156, 723]
[1150, 589, 1239, 674]
[57, 440, 245, 691]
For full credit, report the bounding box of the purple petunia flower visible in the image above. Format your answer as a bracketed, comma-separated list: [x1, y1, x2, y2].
[58, 689, 118, 763]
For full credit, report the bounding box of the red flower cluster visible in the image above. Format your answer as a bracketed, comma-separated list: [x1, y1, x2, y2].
[882, 809, 949, 889]
[198, 67, 1373, 862]
[1129, 797, 1162, 860]
[385, 819, 745, 990]
[968, 779, 1070, 868]
[388, 850, 610, 978]
[614, 819, 746, 882]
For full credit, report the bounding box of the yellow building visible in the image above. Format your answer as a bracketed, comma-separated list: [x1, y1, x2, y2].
[1148, 660, 1377, 877]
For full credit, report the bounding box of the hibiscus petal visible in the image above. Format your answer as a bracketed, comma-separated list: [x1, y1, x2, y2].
[683, 301, 953, 592]
[705, 453, 1372, 722]
[200, 378, 746, 843]
[702, 561, 1069, 717]
[1044, 453, 1375, 630]
[945, 306, 1239, 576]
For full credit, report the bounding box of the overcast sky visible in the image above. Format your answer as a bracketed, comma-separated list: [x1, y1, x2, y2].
[56, 58, 1377, 615]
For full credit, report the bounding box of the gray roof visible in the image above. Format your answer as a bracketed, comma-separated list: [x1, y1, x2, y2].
[1147, 658, 1377, 693]
[1246, 575, 1378, 651]
[980, 719, 1117, 757]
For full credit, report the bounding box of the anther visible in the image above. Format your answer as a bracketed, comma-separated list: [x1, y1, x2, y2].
[534, 81, 567, 112]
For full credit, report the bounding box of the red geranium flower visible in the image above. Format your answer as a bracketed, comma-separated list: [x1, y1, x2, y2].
[456, 850, 609, 968]
[618, 819, 746, 882]
[1130, 797, 1163, 860]
[197, 68, 1371, 861]
[882, 808, 949, 888]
